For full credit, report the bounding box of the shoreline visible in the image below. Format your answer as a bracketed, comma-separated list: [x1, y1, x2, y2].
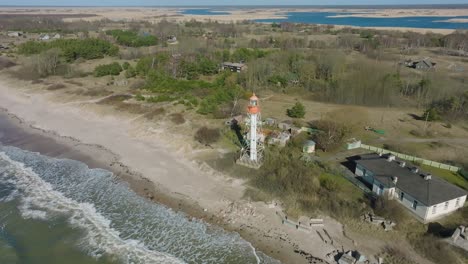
[0, 102, 281, 263]
[0, 76, 358, 263]
[0, 7, 466, 35]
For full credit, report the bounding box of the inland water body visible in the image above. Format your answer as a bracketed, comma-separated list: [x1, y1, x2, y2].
[182, 8, 468, 29]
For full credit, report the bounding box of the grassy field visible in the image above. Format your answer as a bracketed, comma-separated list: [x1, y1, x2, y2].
[421, 165, 468, 190]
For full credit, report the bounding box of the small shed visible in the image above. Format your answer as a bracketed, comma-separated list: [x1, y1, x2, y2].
[221, 62, 246, 72]
[7, 31, 23, 37]
[338, 252, 356, 264]
[303, 140, 316, 153]
[278, 120, 293, 131]
[39, 34, 50, 41]
[268, 131, 291, 147]
[167, 35, 178, 44]
[346, 138, 362, 150]
[264, 117, 277, 126]
[290, 126, 301, 136]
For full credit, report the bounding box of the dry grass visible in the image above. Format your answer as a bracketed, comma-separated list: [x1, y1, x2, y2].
[81, 89, 113, 97]
[379, 245, 418, 264]
[0, 57, 15, 70]
[65, 80, 84, 86]
[47, 83, 67, 90]
[97, 94, 132, 105]
[143, 107, 165, 120]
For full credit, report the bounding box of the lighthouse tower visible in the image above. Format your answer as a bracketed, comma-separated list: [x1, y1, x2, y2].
[237, 93, 264, 168]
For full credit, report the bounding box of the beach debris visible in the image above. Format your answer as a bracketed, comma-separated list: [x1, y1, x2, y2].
[294, 249, 328, 264]
[337, 250, 368, 264]
[362, 213, 396, 231]
[310, 218, 325, 227]
[218, 201, 259, 224]
[449, 225, 468, 252]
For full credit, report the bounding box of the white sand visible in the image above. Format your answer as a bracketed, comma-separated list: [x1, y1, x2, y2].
[0, 76, 360, 263]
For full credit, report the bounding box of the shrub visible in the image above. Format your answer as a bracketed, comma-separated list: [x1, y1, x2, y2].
[134, 93, 145, 101]
[31, 48, 60, 77]
[125, 66, 137, 78]
[287, 102, 305, 118]
[170, 113, 186, 124]
[313, 120, 350, 152]
[194, 127, 220, 145]
[422, 107, 441, 121]
[319, 175, 340, 192]
[122, 61, 130, 70]
[18, 39, 118, 62]
[94, 62, 122, 77]
[106, 30, 157, 47]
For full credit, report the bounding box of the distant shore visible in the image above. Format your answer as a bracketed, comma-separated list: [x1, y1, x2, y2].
[1, 6, 467, 34]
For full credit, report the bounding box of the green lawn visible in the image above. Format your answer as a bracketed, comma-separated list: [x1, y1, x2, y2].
[320, 172, 364, 201]
[421, 165, 468, 190]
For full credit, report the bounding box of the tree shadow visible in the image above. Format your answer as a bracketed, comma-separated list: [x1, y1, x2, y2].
[427, 222, 456, 238]
[230, 120, 246, 146]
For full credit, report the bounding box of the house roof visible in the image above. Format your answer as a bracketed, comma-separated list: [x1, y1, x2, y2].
[222, 62, 245, 67]
[356, 153, 467, 206]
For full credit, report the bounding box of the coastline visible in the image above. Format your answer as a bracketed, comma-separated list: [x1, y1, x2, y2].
[0, 7, 466, 34]
[0, 76, 359, 263]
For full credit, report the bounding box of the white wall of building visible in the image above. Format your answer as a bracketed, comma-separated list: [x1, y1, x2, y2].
[355, 162, 467, 221]
[395, 189, 429, 220]
[425, 195, 467, 221]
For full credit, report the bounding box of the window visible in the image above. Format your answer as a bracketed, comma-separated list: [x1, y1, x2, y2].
[412, 200, 418, 210]
[444, 201, 449, 210]
[455, 198, 460, 207]
[432, 205, 437, 214]
[400, 192, 405, 201]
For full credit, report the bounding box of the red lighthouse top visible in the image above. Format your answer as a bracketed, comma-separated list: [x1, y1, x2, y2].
[248, 93, 259, 114]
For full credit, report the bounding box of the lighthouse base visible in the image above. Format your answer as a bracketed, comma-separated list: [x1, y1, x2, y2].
[236, 153, 263, 169]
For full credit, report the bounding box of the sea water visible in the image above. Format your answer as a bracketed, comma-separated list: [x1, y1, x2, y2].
[0, 144, 280, 264]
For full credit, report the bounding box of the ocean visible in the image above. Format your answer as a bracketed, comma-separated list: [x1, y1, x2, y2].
[0, 115, 279, 264]
[182, 9, 468, 30]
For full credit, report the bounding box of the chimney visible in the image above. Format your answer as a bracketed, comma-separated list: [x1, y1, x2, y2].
[400, 161, 406, 168]
[424, 174, 432, 180]
[393, 176, 398, 184]
[411, 167, 419, 174]
[387, 155, 396, 162]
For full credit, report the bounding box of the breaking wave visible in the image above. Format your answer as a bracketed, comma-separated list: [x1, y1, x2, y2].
[0, 145, 276, 264]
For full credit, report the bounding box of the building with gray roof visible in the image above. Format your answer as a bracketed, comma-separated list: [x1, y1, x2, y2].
[354, 153, 467, 222]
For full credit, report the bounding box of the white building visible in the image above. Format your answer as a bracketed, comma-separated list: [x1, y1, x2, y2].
[355, 153, 467, 222]
[7, 31, 23, 37]
[39, 34, 50, 41]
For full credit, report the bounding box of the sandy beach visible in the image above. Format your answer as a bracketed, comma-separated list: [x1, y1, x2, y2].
[0, 74, 367, 263]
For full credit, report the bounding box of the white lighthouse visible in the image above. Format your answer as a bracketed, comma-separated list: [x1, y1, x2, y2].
[237, 93, 264, 168]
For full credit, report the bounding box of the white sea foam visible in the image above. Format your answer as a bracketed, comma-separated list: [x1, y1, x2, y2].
[0, 145, 277, 264]
[0, 151, 186, 264]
